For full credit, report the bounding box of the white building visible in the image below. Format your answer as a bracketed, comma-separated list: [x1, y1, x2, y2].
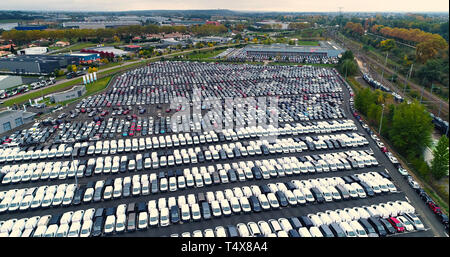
[0, 75, 24, 90]
[18, 47, 48, 55]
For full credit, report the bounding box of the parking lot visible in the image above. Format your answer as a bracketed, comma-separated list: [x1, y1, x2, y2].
[0, 61, 448, 237]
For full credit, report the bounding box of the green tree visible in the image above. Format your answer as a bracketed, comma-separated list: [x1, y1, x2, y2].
[431, 136, 449, 180]
[388, 101, 433, 158]
[66, 65, 73, 72]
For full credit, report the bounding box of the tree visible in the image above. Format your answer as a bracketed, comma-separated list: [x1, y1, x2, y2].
[380, 39, 396, 51]
[388, 101, 433, 158]
[66, 65, 72, 72]
[431, 136, 449, 180]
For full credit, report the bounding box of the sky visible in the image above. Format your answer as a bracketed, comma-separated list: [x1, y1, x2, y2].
[0, 0, 449, 12]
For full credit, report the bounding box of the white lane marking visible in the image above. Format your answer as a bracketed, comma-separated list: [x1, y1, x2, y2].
[445, 232, 449, 237]
[385, 168, 390, 174]
[405, 196, 411, 203]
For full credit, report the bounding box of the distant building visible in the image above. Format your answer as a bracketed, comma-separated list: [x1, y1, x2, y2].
[14, 25, 48, 31]
[0, 109, 36, 134]
[0, 23, 18, 31]
[244, 41, 345, 58]
[68, 53, 100, 64]
[18, 47, 48, 55]
[49, 85, 86, 103]
[123, 45, 142, 52]
[82, 47, 128, 57]
[206, 21, 221, 26]
[0, 55, 79, 75]
[0, 75, 23, 90]
[54, 41, 70, 47]
[193, 36, 232, 44]
[62, 21, 141, 29]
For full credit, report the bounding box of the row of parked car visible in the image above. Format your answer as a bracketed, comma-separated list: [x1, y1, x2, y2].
[0, 118, 360, 164]
[0, 161, 396, 218]
[174, 207, 423, 237]
[1, 147, 378, 187]
[0, 197, 419, 237]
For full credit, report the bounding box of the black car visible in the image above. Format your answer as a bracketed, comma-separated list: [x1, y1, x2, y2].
[201, 202, 211, 220]
[227, 225, 239, 237]
[275, 191, 289, 207]
[319, 224, 334, 237]
[127, 213, 136, 232]
[227, 169, 237, 182]
[92, 217, 104, 237]
[299, 216, 314, 228]
[72, 187, 85, 205]
[249, 196, 261, 213]
[170, 206, 180, 224]
[378, 218, 396, 234]
[368, 217, 387, 237]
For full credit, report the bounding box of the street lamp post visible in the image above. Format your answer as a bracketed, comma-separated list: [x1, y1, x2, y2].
[379, 104, 385, 135]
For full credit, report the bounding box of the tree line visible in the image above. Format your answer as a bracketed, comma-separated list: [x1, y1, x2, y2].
[370, 24, 448, 63]
[1, 24, 229, 45]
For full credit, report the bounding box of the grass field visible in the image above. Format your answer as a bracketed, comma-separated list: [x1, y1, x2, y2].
[296, 40, 320, 46]
[186, 48, 227, 59]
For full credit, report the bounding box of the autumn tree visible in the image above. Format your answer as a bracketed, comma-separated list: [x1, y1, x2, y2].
[380, 39, 396, 51]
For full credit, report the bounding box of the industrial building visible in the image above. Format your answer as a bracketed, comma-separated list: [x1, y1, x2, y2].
[0, 75, 24, 90]
[62, 21, 141, 29]
[0, 23, 18, 31]
[244, 41, 345, 58]
[0, 109, 36, 134]
[49, 85, 86, 103]
[68, 53, 100, 64]
[18, 47, 48, 55]
[0, 55, 79, 75]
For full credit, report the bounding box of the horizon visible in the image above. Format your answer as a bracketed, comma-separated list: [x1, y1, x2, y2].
[0, 0, 448, 13]
[1, 9, 449, 14]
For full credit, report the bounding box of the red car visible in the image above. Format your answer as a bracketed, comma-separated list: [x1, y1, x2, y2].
[428, 202, 442, 215]
[381, 147, 388, 153]
[80, 108, 86, 113]
[132, 114, 137, 119]
[388, 217, 405, 232]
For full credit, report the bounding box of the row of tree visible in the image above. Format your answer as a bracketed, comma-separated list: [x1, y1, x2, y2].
[344, 22, 364, 36]
[370, 24, 448, 63]
[354, 87, 448, 180]
[1, 24, 229, 45]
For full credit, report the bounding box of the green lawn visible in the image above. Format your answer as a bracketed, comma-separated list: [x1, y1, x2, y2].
[296, 40, 319, 46]
[186, 48, 227, 59]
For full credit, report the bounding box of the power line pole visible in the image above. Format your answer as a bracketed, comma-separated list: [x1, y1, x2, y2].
[379, 104, 385, 134]
[380, 52, 388, 82]
[402, 63, 413, 95]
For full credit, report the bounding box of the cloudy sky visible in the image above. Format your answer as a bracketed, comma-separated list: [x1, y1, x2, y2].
[0, 0, 448, 12]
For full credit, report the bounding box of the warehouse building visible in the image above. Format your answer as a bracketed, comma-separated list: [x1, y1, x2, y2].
[244, 41, 345, 58]
[0, 109, 36, 134]
[0, 75, 24, 90]
[18, 47, 48, 55]
[49, 85, 86, 103]
[0, 55, 79, 75]
[68, 53, 100, 64]
[62, 21, 141, 29]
